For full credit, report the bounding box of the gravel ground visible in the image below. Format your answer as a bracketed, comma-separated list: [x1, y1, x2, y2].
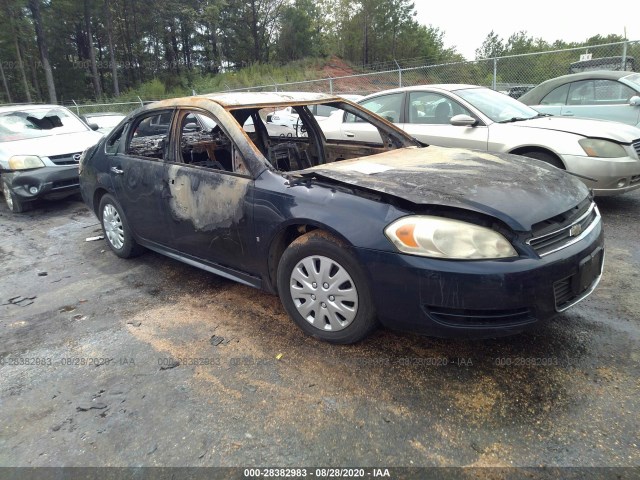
[0, 191, 638, 473]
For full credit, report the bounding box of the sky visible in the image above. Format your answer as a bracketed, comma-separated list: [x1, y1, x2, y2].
[413, 1, 633, 60]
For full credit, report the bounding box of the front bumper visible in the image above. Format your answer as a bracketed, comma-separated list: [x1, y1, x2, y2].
[3, 166, 80, 202]
[355, 219, 604, 338]
[560, 154, 640, 195]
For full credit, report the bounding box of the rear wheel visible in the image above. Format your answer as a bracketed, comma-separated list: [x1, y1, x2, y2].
[521, 151, 564, 169]
[277, 230, 377, 344]
[2, 180, 28, 213]
[99, 194, 144, 258]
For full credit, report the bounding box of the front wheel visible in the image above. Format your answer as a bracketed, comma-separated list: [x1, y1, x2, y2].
[99, 194, 144, 258]
[277, 231, 378, 344]
[2, 180, 28, 213]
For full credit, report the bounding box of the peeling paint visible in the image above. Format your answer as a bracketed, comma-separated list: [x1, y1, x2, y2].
[167, 164, 248, 231]
[301, 145, 590, 231]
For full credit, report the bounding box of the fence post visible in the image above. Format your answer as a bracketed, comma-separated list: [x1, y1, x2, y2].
[329, 77, 333, 94]
[137, 96, 143, 107]
[72, 100, 79, 116]
[395, 60, 402, 87]
[492, 58, 497, 90]
[622, 40, 628, 70]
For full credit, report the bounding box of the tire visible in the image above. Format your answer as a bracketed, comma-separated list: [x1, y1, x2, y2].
[277, 230, 378, 344]
[2, 179, 28, 213]
[521, 151, 565, 169]
[98, 193, 144, 258]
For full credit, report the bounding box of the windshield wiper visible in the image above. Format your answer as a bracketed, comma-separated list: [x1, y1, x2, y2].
[536, 112, 553, 117]
[498, 116, 530, 123]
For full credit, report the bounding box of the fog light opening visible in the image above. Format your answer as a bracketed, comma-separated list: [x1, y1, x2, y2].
[29, 186, 39, 195]
[616, 178, 628, 188]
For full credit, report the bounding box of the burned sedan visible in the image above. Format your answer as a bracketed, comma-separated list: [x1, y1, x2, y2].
[79, 92, 604, 343]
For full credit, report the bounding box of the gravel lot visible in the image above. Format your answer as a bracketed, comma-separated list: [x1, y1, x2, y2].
[0, 191, 638, 473]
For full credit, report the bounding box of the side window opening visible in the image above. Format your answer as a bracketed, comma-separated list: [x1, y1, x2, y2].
[237, 107, 315, 171]
[352, 93, 404, 123]
[541, 83, 570, 105]
[105, 124, 126, 154]
[408, 92, 472, 124]
[127, 111, 173, 160]
[179, 111, 249, 176]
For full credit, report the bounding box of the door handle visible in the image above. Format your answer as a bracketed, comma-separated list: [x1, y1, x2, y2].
[344, 132, 355, 138]
[562, 111, 574, 116]
[110, 166, 124, 175]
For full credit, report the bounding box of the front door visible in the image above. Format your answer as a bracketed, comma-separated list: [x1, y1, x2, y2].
[401, 91, 489, 150]
[107, 109, 175, 247]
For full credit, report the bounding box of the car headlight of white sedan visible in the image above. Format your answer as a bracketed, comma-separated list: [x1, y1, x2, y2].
[578, 138, 627, 158]
[385, 215, 518, 259]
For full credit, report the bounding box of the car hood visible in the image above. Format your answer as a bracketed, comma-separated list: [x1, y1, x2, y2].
[512, 116, 640, 142]
[302, 146, 589, 231]
[0, 130, 102, 163]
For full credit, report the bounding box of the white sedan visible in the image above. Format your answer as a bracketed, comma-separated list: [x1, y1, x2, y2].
[321, 84, 640, 195]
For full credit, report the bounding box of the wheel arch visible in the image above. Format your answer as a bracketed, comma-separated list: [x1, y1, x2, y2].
[265, 220, 353, 295]
[92, 187, 110, 217]
[508, 146, 566, 169]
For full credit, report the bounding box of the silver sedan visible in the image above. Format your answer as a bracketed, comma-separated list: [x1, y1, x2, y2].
[321, 84, 640, 195]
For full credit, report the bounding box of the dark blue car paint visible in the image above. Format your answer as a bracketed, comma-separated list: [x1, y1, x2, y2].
[80, 96, 604, 337]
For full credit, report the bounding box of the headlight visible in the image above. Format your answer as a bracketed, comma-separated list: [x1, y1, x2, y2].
[385, 216, 517, 260]
[579, 139, 626, 158]
[78, 149, 88, 174]
[8, 155, 45, 170]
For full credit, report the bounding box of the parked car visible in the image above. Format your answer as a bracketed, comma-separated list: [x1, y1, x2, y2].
[568, 56, 634, 74]
[268, 94, 364, 130]
[505, 85, 535, 99]
[518, 71, 640, 127]
[80, 112, 126, 135]
[0, 104, 103, 212]
[321, 84, 640, 195]
[80, 92, 603, 343]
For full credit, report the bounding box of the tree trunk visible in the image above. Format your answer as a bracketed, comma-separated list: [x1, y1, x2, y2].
[28, 0, 57, 103]
[30, 59, 42, 101]
[84, 0, 102, 99]
[104, 0, 119, 96]
[250, 0, 261, 62]
[0, 60, 12, 103]
[15, 38, 33, 103]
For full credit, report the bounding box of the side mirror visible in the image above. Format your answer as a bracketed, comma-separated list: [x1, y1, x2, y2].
[88, 122, 100, 131]
[450, 114, 478, 127]
[629, 96, 640, 106]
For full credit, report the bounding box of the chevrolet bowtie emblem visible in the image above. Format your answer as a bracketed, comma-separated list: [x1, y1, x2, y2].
[569, 224, 582, 237]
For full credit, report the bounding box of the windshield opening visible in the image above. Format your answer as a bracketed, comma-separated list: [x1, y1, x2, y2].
[455, 88, 540, 123]
[0, 107, 89, 142]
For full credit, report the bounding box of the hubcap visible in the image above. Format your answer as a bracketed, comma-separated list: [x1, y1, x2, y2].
[289, 255, 358, 332]
[102, 204, 124, 250]
[3, 182, 14, 210]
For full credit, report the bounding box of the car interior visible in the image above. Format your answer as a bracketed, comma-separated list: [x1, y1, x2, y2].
[113, 102, 411, 175]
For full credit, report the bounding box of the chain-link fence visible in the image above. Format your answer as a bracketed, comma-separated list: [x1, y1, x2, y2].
[68, 99, 146, 118]
[219, 40, 639, 97]
[71, 40, 639, 111]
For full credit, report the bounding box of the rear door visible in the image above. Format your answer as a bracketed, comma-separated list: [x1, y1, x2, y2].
[337, 92, 405, 143]
[108, 109, 175, 246]
[164, 109, 255, 273]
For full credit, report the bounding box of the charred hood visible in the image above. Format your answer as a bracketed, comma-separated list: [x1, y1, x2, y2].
[302, 146, 590, 231]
